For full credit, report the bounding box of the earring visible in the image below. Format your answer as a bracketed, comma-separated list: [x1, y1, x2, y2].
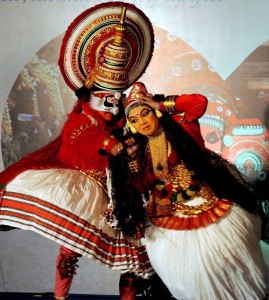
[127, 120, 137, 134]
[155, 109, 162, 118]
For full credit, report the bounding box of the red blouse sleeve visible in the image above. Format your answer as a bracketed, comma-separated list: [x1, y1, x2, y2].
[160, 94, 208, 122]
[175, 94, 207, 121]
[159, 93, 208, 149]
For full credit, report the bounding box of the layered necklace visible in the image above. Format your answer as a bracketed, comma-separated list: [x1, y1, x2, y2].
[147, 127, 200, 205]
[148, 127, 171, 180]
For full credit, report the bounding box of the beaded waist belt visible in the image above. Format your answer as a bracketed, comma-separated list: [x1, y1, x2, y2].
[80, 169, 107, 194]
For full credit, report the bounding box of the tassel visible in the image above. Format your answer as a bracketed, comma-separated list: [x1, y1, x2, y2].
[155, 109, 162, 118]
[127, 120, 137, 134]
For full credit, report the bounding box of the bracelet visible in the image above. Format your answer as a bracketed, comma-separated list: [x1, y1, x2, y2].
[128, 160, 140, 173]
[163, 96, 176, 113]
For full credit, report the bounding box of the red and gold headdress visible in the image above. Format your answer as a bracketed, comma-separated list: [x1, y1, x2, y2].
[124, 81, 149, 116]
[58, 2, 154, 93]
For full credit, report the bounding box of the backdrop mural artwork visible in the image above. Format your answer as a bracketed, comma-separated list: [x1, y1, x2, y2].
[1, 0, 269, 294]
[2, 26, 269, 184]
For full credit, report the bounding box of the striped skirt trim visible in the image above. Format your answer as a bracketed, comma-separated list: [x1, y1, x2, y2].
[0, 191, 153, 278]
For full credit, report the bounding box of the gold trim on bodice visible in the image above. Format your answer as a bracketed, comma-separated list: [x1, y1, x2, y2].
[147, 162, 233, 230]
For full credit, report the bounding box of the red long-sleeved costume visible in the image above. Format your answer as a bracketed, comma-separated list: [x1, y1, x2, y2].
[168, 93, 207, 148]
[0, 102, 124, 187]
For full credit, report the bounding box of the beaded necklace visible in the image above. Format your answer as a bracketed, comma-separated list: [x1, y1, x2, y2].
[148, 127, 169, 179]
[147, 129, 199, 204]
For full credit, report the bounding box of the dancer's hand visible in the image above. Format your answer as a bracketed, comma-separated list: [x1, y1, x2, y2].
[125, 137, 140, 159]
[110, 142, 125, 156]
[137, 92, 160, 110]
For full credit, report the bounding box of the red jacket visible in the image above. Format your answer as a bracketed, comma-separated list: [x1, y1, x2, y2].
[0, 103, 124, 187]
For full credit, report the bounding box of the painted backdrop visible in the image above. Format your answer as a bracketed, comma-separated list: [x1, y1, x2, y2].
[0, 0, 269, 295]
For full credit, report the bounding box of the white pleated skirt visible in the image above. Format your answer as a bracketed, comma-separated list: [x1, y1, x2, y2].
[144, 205, 268, 299]
[0, 168, 153, 278]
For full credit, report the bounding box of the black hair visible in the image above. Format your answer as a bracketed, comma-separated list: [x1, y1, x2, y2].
[109, 101, 259, 236]
[109, 136, 148, 236]
[161, 113, 257, 212]
[74, 85, 91, 99]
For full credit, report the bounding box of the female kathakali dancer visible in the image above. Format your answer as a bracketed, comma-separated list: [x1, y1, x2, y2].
[109, 82, 269, 300]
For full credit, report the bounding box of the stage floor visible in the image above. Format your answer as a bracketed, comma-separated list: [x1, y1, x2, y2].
[0, 293, 144, 300]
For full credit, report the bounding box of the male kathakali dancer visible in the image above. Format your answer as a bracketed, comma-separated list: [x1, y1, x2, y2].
[0, 3, 171, 299]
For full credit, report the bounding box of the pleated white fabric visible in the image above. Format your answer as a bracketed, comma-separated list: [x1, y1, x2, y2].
[144, 205, 268, 300]
[0, 168, 153, 278]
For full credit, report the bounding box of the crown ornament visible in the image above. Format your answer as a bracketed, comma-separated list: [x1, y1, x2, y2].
[59, 2, 154, 93]
[95, 7, 130, 91]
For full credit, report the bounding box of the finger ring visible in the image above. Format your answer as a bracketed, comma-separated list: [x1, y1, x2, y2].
[117, 148, 121, 153]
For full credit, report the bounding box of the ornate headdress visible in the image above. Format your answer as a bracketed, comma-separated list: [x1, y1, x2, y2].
[58, 2, 154, 93]
[124, 82, 149, 116]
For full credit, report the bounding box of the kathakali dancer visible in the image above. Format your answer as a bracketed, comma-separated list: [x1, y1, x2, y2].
[109, 82, 269, 300]
[0, 3, 161, 300]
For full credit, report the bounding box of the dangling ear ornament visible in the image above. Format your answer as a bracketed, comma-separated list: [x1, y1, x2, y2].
[114, 92, 122, 101]
[127, 120, 137, 134]
[155, 109, 162, 118]
[111, 92, 122, 115]
[112, 106, 119, 115]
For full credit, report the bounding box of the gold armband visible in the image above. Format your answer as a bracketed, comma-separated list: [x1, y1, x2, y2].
[163, 96, 176, 113]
